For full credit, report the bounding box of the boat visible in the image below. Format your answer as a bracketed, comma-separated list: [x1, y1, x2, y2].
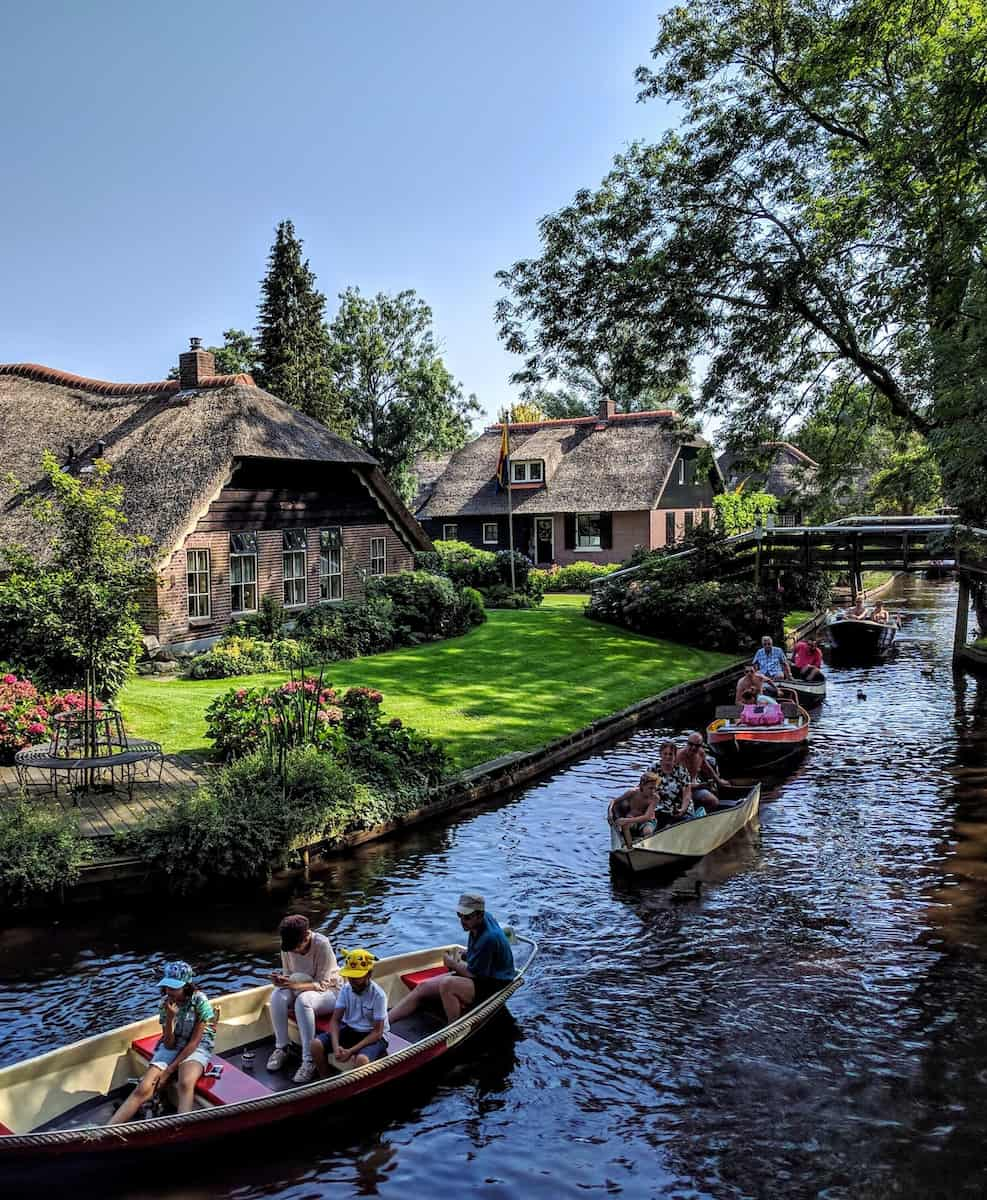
[0, 935, 537, 1166]
[826, 617, 896, 657]
[777, 676, 827, 707]
[609, 784, 760, 873]
[706, 700, 810, 768]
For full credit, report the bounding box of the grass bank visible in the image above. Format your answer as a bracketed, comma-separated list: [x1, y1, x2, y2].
[120, 596, 734, 770]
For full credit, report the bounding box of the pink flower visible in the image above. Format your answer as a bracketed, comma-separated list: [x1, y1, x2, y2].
[235, 689, 247, 701]
[2, 674, 15, 685]
[26, 722, 46, 736]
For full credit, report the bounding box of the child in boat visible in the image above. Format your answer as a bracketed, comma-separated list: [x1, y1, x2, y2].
[609, 772, 660, 847]
[311, 949, 390, 1075]
[110, 961, 215, 1124]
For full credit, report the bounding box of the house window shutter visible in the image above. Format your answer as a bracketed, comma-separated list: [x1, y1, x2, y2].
[564, 515, 576, 549]
[600, 513, 612, 549]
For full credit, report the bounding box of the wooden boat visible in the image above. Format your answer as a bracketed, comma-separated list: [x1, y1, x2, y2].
[610, 784, 760, 873]
[0, 936, 537, 1166]
[777, 676, 826, 706]
[706, 700, 810, 768]
[826, 618, 896, 657]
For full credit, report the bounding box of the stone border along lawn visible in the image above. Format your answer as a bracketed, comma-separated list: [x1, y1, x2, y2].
[120, 595, 735, 771]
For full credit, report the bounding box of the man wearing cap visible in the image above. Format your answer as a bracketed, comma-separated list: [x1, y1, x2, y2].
[310, 948, 390, 1075]
[266, 914, 342, 1085]
[386, 894, 515, 1027]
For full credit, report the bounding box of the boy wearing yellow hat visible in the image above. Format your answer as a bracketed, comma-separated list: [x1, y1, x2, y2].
[310, 948, 390, 1076]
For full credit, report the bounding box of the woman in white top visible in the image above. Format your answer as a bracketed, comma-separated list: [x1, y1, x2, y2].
[266, 914, 342, 1084]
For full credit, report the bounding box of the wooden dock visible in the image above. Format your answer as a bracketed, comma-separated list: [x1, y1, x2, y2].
[0, 753, 208, 841]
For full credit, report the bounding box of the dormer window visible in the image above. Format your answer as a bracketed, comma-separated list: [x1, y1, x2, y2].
[512, 459, 544, 484]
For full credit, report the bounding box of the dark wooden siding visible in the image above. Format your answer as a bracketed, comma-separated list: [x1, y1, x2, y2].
[657, 447, 718, 509]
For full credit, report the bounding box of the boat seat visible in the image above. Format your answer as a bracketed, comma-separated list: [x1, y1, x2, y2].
[400, 965, 448, 991]
[130, 1034, 272, 1106]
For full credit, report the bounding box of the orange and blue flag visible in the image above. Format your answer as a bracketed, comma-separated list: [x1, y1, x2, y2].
[495, 417, 510, 492]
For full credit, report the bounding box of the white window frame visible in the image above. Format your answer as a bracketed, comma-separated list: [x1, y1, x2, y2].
[282, 529, 308, 608]
[482, 522, 499, 545]
[678, 458, 685, 485]
[511, 459, 544, 483]
[442, 524, 459, 541]
[186, 549, 211, 620]
[575, 512, 602, 550]
[319, 527, 343, 602]
[229, 532, 258, 614]
[370, 536, 386, 576]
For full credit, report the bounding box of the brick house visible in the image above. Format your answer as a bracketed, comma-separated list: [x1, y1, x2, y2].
[0, 342, 430, 650]
[414, 400, 721, 565]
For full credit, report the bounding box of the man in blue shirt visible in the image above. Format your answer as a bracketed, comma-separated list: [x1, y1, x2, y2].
[752, 635, 791, 681]
[387, 893, 515, 1026]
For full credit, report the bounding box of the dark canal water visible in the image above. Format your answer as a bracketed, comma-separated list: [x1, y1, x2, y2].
[3, 576, 987, 1199]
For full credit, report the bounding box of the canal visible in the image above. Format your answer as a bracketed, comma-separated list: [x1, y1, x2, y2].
[3, 575, 987, 1199]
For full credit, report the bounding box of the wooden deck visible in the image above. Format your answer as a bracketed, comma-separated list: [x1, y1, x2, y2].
[0, 753, 208, 840]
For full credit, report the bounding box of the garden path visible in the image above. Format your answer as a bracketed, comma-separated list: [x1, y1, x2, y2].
[0, 753, 206, 839]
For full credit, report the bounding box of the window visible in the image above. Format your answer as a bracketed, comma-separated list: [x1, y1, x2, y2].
[678, 458, 685, 485]
[482, 522, 499, 545]
[282, 528, 308, 608]
[230, 531, 258, 613]
[700, 509, 711, 528]
[665, 512, 676, 545]
[186, 549, 211, 620]
[576, 513, 602, 549]
[370, 536, 386, 576]
[319, 527, 342, 601]
[511, 459, 544, 483]
[442, 524, 458, 541]
[685, 511, 694, 535]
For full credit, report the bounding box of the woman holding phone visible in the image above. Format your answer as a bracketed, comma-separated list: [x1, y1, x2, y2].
[266, 914, 342, 1084]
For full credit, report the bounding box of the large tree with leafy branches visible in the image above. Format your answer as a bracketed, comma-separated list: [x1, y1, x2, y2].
[497, 0, 987, 519]
[168, 329, 258, 380]
[327, 288, 480, 501]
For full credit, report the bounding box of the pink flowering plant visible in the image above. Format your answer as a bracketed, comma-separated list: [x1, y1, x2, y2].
[0, 674, 103, 762]
[205, 677, 345, 761]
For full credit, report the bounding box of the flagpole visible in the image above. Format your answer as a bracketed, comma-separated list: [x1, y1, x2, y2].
[503, 410, 516, 592]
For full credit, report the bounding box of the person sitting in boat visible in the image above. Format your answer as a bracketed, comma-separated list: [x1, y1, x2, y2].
[386, 893, 515, 1027]
[676, 733, 731, 811]
[870, 600, 890, 624]
[846, 598, 870, 621]
[110, 961, 215, 1124]
[753, 635, 791, 681]
[735, 664, 777, 704]
[266, 914, 343, 1085]
[609, 771, 661, 846]
[649, 739, 696, 822]
[310, 948, 390, 1075]
[791, 637, 824, 681]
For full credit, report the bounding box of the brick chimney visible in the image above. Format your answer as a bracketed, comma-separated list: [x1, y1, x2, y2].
[178, 337, 215, 389]
[599, 396, 616, 420]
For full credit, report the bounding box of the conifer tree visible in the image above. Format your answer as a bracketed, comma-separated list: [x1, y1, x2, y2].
[255, 221, 345, 432]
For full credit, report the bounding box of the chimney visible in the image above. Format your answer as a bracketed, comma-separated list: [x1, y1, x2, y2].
[599, 397, 616, 420]
[178, 337, 215, 389]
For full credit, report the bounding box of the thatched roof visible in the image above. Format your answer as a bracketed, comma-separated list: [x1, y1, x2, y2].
[410, 452, 454, 514]
[418, 411, 708, 518]
[717, 442, 819, 501]
[0, 363, 429, 561]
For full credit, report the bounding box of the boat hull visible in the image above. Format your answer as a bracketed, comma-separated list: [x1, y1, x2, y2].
[610, 785, 760, 873]
[782, 677, 826, 706]
[826, 619, 896, 657]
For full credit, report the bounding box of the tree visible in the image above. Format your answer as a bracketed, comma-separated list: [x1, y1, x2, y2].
[326, 288, 480, 500]
[255, 221, 344, 431]
[167, 329, 258, 380]
[497, 0, 987, 519]
[508, 401, 547, 423]
[713, 488, 778, 536]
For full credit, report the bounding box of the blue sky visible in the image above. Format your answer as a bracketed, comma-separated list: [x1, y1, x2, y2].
[0, 1, 675, 424]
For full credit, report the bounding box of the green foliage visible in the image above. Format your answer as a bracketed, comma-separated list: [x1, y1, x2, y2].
[326, 288, 481, 502]
[0, 453, 153, 698]
[0, 797, 94, 905]
[532, 562, 622, 592]
[713, 489, 778, 536]
[186, 636, 309, 680]
[292, 595, 397, 660]
[368, 570, 482, 642]
[127, 747, 359, 894]
[168, 329, 258, 379]
[497, 0, 987, 520]
[415, 541, 542, 607]
[227, 594, 287, 641]
[254, 219, 345, 431]
[868, 437, 943, 516]
[205, 677, 344, 760]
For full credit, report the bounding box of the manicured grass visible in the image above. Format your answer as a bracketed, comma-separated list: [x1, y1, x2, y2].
[862, 570, 895, 590]
[784, 610, 814, 634]
[119, 595, 734, 769]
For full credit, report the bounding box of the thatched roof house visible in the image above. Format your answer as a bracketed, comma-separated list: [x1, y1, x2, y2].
[717, 442, 819, 523]
[415, 399, 721, 565]
[0, 343, 430, 648]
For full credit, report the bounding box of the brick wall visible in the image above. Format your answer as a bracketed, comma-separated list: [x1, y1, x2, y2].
[154, 522, 414, 649]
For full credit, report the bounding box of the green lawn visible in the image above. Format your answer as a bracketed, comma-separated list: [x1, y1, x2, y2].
[784, 610, 814, 634]
[120, 596, 734, 770]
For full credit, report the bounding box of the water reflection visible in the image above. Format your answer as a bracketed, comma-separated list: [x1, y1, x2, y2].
[4, 578, 987, 1198]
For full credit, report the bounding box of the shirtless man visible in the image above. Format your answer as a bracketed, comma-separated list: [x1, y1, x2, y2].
[609, 772, 660, 848]
[735, 663, 776, 704]
[676, 733, 731, 811]
[846, 598, 870, 621]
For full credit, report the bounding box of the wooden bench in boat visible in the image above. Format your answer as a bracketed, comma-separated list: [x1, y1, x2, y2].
[131, 1034, 272, 1105]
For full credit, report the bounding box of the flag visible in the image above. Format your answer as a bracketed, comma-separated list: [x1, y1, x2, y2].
[495, 417, 510, 492]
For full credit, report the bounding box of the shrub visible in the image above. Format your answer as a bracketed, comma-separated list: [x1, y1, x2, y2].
[292, 595, 396, 660]
[205, 678, 344, 760]
[0, 674, 103, 763]
[0, 797, 94, 905]
[457, 586, 486, 629]
[481, 585, 541, 609]
[186, 636, 309, 680]
[533, 562, 622, 592]
[227, 595, 287, 641]
[128, 747, 359, 893]
[368, 571, 476, 642]
[416, 541, 542, 607]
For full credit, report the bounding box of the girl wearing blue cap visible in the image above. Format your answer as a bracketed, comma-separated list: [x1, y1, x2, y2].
[110, 960, 216, 1124]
